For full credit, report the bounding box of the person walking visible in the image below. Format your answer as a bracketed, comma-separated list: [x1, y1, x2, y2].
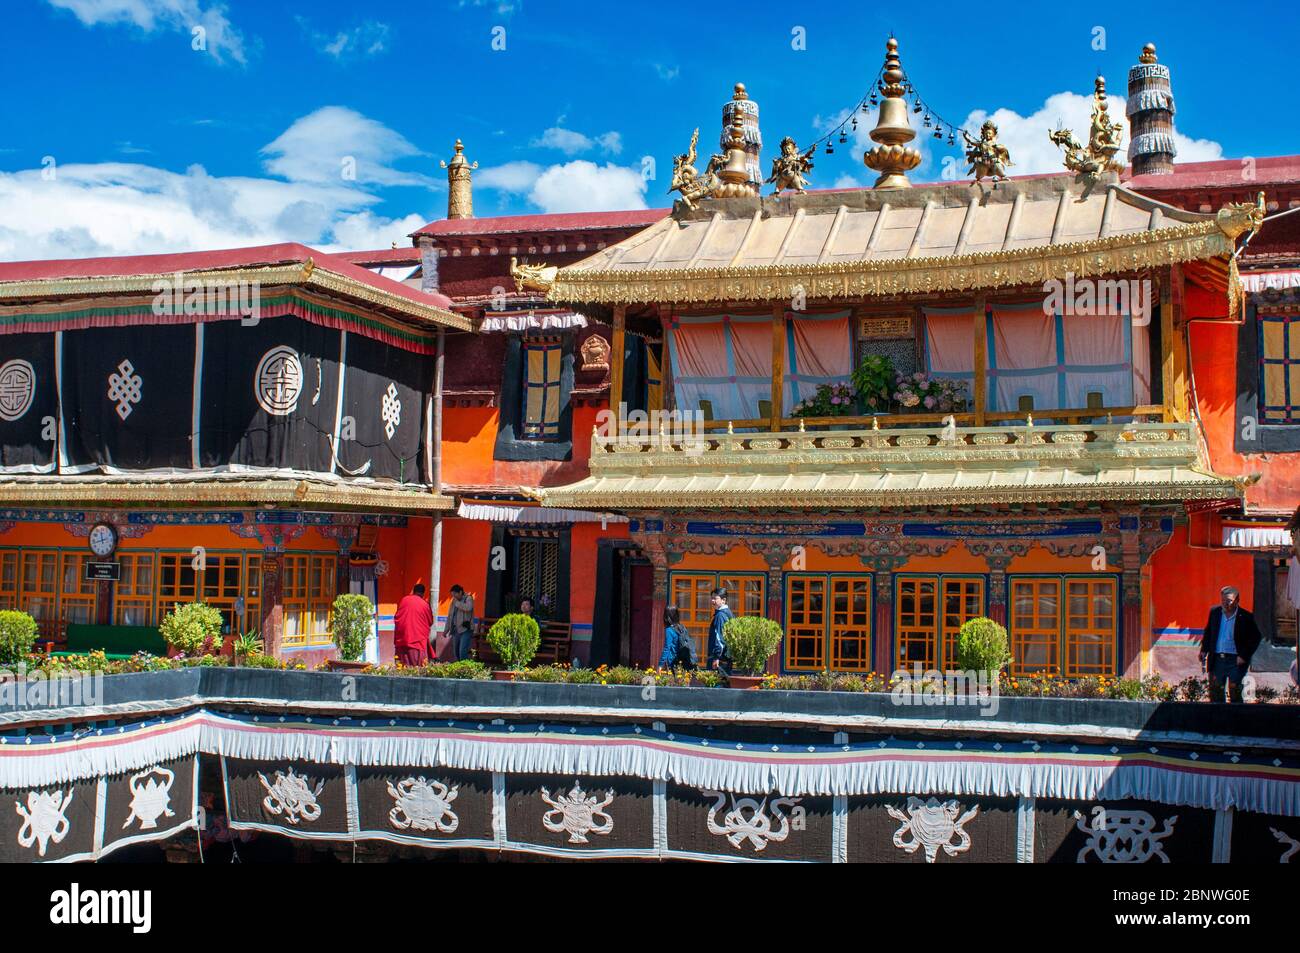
[393, 584, 434, 668]
[1198, 585, 1262, 704]
[707, 588, 734, 673]
[446, 585, 476, 662]
[657, 605, 697, 670]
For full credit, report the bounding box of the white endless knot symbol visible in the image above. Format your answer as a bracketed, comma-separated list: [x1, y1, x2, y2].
[254, 346, 303, 416]
[0, 359, 35, 421]
[381, 382, 402, 440]
[107, 359, 142, 420]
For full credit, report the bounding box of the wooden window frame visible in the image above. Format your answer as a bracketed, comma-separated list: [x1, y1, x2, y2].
[282, 553, 336, 649]
[667, 571, 765, 663]
[1009, 574, 1118, 677]
[783, 572, 873, 673]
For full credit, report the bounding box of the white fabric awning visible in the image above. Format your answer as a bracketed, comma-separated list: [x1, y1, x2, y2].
[1243, 269, 1300, 294]
[1222, 524, 1293, 548]
[479, 311, 588, 333]
[456, 501, 626, 525]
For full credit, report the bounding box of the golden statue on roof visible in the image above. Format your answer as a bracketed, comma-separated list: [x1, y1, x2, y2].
[961, 120, 1012, 184]
[1050, 76, 1125, 176]
[766, 136, 816, 194]
[509, 257, 557, 294]
[669, 128, 721, 210]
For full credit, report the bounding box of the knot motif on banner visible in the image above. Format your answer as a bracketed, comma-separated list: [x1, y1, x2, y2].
[886, 796, 979, 862]
[1074, 805, 1177, 863]
[381, 382, 402, 440]
[0, 359, 35, 421]
[257, 768, 323, 825]
[704, 790, 801, 852]
[107, 359, 142, 420]
[540, 780, 614, 843]
[254, 346, 303, 416]
[124, 765, 176, 831]
[15, 787, 74, 857]
[387, 777, 459, 833]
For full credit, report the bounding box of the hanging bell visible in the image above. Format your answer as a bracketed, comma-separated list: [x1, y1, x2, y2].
[838, 130, 848, 144]
[868, 92, 878, 107]
[825, 141, 834, 155]
[923, 114, 932, 128]
[913, 100, 923, 114]
[947, 132, 956, 146]
[850, 116, 858, 130]
[933, 127, 943, 139]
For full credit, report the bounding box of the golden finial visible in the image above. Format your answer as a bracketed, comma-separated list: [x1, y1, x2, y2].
[863, 37, 922, 189]
[1026, 412, 1034, 427]
[714, 89, 759, 198]
[300, 257, 315, 281]
[872, 416, 880, 430]
[440, 139, 478, 219]
[1139, 42, 1158, 64]
[799, 418, 806, 432]
[732, 82, 749, 101]
[727, 420, 734, 434]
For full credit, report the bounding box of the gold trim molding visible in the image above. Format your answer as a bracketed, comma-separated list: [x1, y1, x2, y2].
[548, 221, 1235, 305]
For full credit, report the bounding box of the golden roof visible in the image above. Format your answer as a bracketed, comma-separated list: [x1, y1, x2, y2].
[0, 476, 453, 514]
[540, 420, 1244, 510]
[539, 174, 1255, 305]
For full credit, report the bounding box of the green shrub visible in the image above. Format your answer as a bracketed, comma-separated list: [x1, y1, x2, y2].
[723, 616, 783, 676]
[422, 659, 489, 680]
[159, 602, 224, 655]
[0, 610, 39, 665]
[330, 593, 374, 662]
[232, 630, 263, 659]
[486, 613, 540, 670]
[954, 617, 1011, 678]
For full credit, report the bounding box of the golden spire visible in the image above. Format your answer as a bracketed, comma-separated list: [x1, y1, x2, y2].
[439, 139, 478, 220]
[713, 100, 758, 198]
[1139, 42, 1158, 64]
[863, 37, 922, 189]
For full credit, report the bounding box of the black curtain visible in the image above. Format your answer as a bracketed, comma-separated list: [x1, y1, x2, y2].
[199, 316, 341, 472]
[0, 331, 57, 472]
[62, 324, 195, 470]
[337, 331, 431, 483]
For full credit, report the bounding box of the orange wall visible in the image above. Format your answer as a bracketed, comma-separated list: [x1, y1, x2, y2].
[1149, 524, 1256, 630]
[1187, 286, 1300, 511]
[441, 403, 603, 489]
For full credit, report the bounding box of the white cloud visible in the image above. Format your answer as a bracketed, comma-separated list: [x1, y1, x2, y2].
[297, 17, 390, 59]
[962, 91, 1223, 176]
[527, 161, 648, 214]
[531, 126, 624, 156]
[46, 0, 248, 64]
[654, 63, 680, 82]
[476, 161, 542, 193]
[0, 108, 438, 261]
[261, 106, 429, 187]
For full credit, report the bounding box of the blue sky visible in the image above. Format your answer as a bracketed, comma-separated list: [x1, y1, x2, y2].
[1, 0, 1295, 260]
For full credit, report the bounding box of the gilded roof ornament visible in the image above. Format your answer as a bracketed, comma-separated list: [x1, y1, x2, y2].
[1215, 191, 1266, 240]
[961, 120, 1012, 184]
[1049, 77, 1125, 177]
[668, 128, 722, 210]
[713, 96, 760, 198]
[863, 37, 922, 189]
[766, 136, 816, 194]
[440, 139, 478, 219]
[510, 257, 557, 294]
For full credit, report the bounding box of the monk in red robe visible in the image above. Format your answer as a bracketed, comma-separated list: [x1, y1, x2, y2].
[393, 584, 433, 667]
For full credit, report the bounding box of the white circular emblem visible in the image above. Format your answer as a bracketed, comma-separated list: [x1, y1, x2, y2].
[254, 346, 303, 416]
[0, 359, 35, 422]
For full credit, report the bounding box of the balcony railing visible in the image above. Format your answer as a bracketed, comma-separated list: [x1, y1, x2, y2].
[589, 416, 1201, 474]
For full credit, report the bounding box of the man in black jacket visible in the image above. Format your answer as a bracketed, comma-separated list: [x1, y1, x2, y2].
[1198, 586, 1263, 704]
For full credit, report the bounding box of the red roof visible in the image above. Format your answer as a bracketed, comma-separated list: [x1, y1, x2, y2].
[411, 208, 670, 239]
[333, 247, 422, 266]
[0, 242, 454, 311]
[1125, 156, 1300, 191]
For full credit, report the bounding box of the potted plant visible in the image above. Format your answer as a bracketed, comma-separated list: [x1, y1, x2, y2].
[852, 354, 896, 414]
[792, 382, 858, 428]
[159, 602, 225, 657]
[893, 372, 968, 421]
[722, 616, 783, 689]
[485, 613, 541, 680]
[232, 629, 263, 667]
[327, 593, 374, 671]
[0, 610, 38, 667]
[954, 617, 1012, 681]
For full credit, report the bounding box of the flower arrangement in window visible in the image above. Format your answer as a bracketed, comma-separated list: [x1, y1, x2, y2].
[851, 355, 896, 413]
[893, 372, 968, 413]
[792, 382, 858, 418]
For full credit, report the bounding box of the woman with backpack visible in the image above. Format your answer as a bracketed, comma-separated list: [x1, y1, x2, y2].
[657, 604, 697, 670]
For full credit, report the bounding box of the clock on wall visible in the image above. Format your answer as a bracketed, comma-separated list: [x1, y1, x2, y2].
[88, 522, 118, 558]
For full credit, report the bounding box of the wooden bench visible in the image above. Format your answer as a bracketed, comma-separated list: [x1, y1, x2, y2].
[473, 617, 573, 666]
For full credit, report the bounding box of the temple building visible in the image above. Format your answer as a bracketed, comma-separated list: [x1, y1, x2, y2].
[0, 244, 467, 662]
